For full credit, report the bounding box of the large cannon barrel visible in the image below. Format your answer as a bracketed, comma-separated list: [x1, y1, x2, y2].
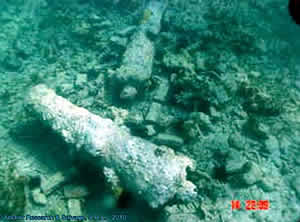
[25, 84, 197, 208]
[114, 0, 168, 101]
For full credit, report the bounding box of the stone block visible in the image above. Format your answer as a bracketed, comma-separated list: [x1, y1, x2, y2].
[41, 172, 67, 195]
[154, 133, 184, 148]
[145, 102, 162, 123]
[64, 185, 89, 199]
[68, 199, 83, 216]
[31, 188, 47, 206]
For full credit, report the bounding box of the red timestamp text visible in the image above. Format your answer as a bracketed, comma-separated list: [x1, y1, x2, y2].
[231, 200, 270, 210]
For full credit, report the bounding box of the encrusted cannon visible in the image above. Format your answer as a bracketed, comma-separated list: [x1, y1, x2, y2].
[113, 0, 168, 101]
[25, 84, 197, 208]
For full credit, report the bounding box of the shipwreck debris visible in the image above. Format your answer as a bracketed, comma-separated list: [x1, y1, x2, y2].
[112, 0, 168, 101]
[26, 84, 197, 208]
[41, 171, 71, 196]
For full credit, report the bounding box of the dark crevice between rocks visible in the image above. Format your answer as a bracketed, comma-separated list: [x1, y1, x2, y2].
[213, 165, 228, 183]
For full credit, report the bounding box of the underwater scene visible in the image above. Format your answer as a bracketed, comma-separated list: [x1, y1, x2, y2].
[0, 0, 299, 221]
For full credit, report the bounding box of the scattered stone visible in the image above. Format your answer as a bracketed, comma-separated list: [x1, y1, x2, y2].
[75, 74, 87, 89]
[241, 162, 263, 186]
[164, 204, 199, 222]
[117, 26, 136, 37]
[64, 185, 89, 199]
[145, 124, 156, 136]
[31, 188, 47, 206]
[152, 77, 169, 103]
[258, 178, 275, 192]
[145, 103, 174, 128]
[190, 112, 213, 132]
[183, 120, 199, 138]
[96, 20, 112, 29]
[166, 214, 200, 222]
[216, 63, 227, 73]
[78, 87, 89, 98]
[249, 71, 261, 78]
[124, 112, 144, 133]
[41, 172, 68, 195]
[228, 133, 245, 150]
[264, 135, 279, 153]
[170, 73, 177, 83]
[68, 199, 83, 216]
[95, 73, 105, 86]
[153, 133, 184, 148]
[232, 119, 247, 131]
[109, 106, 129, 126]
[57, 83, 74, 96]
[124, 113, 148, 136]
[125, 112, 144, 125]
[80, 97, 94, 107]
[163, 52, 194, 72]
[251, 121, 269, 139]
[73, 21, 91, 36]
[236, 109, 248, 120]
[89, 13, 102, 22]
[158, 113, 175, 129]
[145, 102, 162, 123]
[209, 106, 222, 119]
[225, 151, 246, 174]
[120, 85, 137, 100]
[110, 36, 128, 47]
